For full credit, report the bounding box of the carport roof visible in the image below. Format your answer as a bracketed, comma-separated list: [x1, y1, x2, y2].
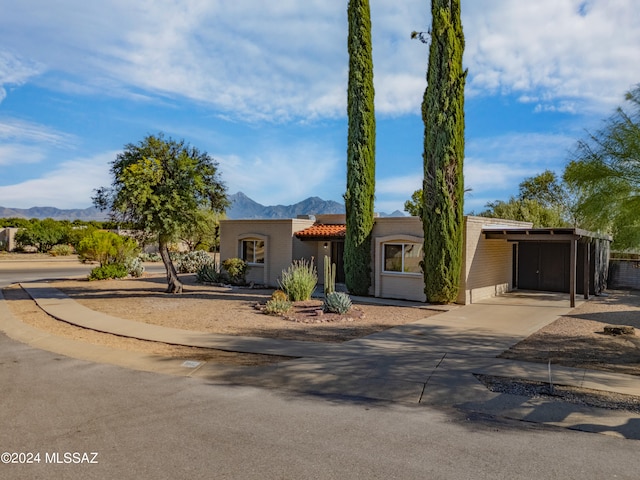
[482, 226, 612, 242]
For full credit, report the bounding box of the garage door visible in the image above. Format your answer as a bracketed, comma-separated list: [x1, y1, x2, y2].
[518, 242, 570, 292]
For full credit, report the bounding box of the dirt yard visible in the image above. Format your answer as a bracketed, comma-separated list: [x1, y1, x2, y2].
[3, 266, 640, 377]
[1, 273, 439, 364]
[500, 289, 640, 376]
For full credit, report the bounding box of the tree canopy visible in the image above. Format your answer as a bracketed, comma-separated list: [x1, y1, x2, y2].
[94, 133, 228, 293]
[564, 85, 640, 250]
[477, 170, 570, 228]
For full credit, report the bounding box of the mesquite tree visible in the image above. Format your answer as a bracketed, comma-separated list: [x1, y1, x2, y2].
[345, 0, 376, 296]
[94, 133, 228, 293]
[415, 0, 466, 303]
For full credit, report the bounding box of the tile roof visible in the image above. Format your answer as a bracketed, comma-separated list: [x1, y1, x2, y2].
[295, 224, 346, 239]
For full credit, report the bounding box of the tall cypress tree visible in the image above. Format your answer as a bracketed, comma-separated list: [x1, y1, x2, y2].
[419, 0, 466, 303]
[345, 0, 375, 296]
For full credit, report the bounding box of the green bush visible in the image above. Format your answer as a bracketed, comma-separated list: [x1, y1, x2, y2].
[278, 258, 317, 302]
[263, 298, 292, 315]
[323, 291, 352, 314]
[222, 257, 248, 285]
[88, 263, 128, 281]
[49, 244, 74, 256]
[77, 230, 138, 266]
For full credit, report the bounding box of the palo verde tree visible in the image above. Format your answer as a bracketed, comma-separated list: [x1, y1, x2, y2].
[413, 0, 466, 303]
[564, 85, 640, 251]
[94, 133, 228, 293]
[344, 0, 376, 296]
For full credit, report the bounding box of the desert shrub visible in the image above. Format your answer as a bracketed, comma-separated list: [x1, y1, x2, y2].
[124, 256, 145, 278]
[139, 252, 162, 262]
[222, 257, 248, 285]
[88, 263, 128, 281]
[323, 291, 352, 314]
[49, 244, 74, 256]
[77, 230, 138, 266]
[196, 263, 227, 283]
[263, 298, 292, 315]
[278, 258, 317, 302]
[194, 242, 210, 251]
[175, 250, 215, 273]
[271, 289, 288, 302]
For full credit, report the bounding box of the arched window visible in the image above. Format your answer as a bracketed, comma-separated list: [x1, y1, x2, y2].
[240, 239, 265, 264]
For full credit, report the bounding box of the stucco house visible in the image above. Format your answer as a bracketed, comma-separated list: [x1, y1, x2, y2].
[219, 214, 610, 306]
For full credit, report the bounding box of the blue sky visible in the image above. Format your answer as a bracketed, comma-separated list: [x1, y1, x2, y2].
[0, 1, 639, 215]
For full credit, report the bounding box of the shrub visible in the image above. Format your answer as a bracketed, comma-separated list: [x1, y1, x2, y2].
[78, 230, 138, 266]
[278, 258, 317, 302]
[49, 244, 74, 256]
[139, 252, 162, 262]
[323, 291, 352, 314]
[175, 250, 215, 273]
[263, 298, 292, 315]
[125, 256, 145, 278]
[196, 263, 227, 283]
[88, 263, 128, 281]
[222, 257, 248, 285]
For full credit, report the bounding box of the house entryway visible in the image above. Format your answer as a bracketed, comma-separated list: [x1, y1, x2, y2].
[330, 241, 346, 284]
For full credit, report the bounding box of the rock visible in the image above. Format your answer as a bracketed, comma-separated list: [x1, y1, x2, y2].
[603, 325, 635, 336]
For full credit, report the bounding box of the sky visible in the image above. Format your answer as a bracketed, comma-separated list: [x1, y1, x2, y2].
[0, 1, 639, 215]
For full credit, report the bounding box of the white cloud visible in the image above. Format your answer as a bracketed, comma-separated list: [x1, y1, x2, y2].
[218, 142, 343, 206]
[0, 50, 43, 102]
[1, 1, 637, 119]
[0, 152, 113, 208]
[0, 145, 45, 167]
[464, 0, 640, 113]
[0, 119, 75, 147]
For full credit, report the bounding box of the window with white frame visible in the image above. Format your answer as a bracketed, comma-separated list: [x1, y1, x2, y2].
[383, 243, 422, 274]
[241, 239, 265, 264]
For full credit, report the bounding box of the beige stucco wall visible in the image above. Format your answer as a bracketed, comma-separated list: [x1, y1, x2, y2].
[220, 215, 533, 304]
[0, 227, 18, 251]
[457, 216, 533, 304]
[372, 217, 425, 302]
[219, 219, 315, 286]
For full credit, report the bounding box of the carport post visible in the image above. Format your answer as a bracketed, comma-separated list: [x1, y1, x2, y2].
[570, 238, 576, 308]
[583, 240, 590, 300]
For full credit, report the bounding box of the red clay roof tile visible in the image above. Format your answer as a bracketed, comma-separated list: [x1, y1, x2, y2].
[295, 224, 346, 239]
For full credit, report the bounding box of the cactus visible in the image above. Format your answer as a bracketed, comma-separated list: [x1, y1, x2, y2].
[264, 298, 292, 315]
[323, 291, 352, 314]
[323, 255, 336, 296]
[271, 289, 288, 302]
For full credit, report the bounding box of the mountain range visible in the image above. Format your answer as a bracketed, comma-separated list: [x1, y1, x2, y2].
[0, 192, 405, 221]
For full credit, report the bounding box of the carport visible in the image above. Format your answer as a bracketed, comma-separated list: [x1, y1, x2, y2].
[482, 227, 612, 307]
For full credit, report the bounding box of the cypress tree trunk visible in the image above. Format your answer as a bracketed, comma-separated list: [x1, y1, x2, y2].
[345, 0, 376, 296]
[421, 0, 466, 303]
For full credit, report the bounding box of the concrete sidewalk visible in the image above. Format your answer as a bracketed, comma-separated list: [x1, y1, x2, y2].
[3, 283, 640, 440]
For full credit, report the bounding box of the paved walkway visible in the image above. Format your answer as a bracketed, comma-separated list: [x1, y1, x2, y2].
[2, 283, 640, 440]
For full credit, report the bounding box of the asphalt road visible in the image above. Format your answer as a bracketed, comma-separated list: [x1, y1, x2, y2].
[1, 260, 640, 479]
